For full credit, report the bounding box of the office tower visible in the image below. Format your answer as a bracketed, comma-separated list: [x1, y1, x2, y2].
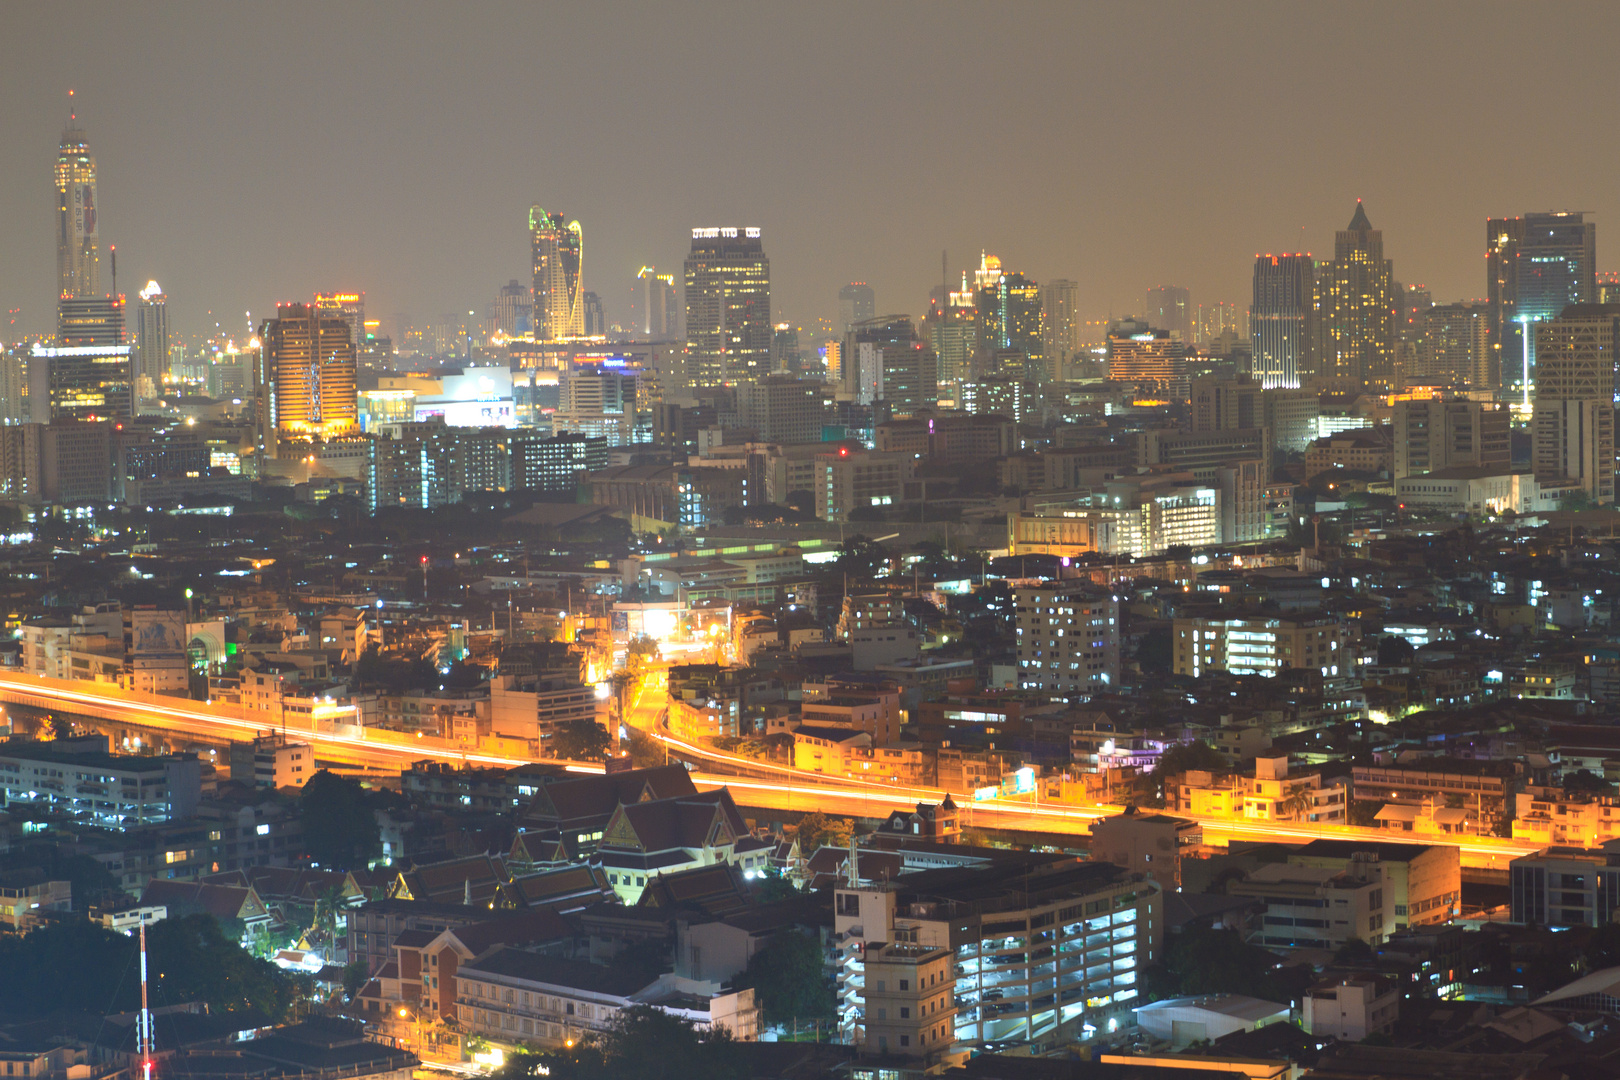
[313, 292, 365, 356]
[1107, 318, 1188, 400]
[491, 280, 533, 339]
[976, 266, 1043, 379]
[1041, 279, 1079, 378]
[736, 374, 826, 444]
[838, 283, 876, 334]
[1393, 398, 1510, 479]
[582, 292, 605, 336]
[1532, 304, 1620, 506]
[39, 295, 130, 421]
[1145, 285, 1191, 342]
[1317, 202, 1398, 392]
[259, 303, 358, 446]
[684, 227, 771, 386]
[633, 266, 678, 340]
[1190, 374, 1260, 432]
[1487, 212, 1597, 405]
[55, 117, 99, 299]
[843, 316, 938, 414]
[770, 324, 800, 373]
[529, 206, 584, 341]
[1014, 582, 1119, 692]
[1250, 254, 1315, 389]
[1420, 303, 1490, 387]
[133, 281, 168, 402]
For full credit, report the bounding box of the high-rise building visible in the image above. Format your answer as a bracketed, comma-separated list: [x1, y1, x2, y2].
[1532, 304, 1620, 506]
[1317, 202, 1398, 392]
[976, 266, 1044, 380]
[1197, 301, 1247, 345]
[313, 292, 365, 357]
[838, 283, 876, 334]
[1041, 279, 1079, 378]
[1014, 582, 1119, 693]
[491, 279, 533, 339]
[1107, 318, 1188, 400]
[927, 275, 978, 392]
[133, 281, 168, 402]
[529, 206, 584, 341]
[1419, 303, 1490, 388]
[259, 303, 358, 446]
[1486, 212, 1597, 406]
[770, 324, 800, 373]
[736, 374, 826, 444]
[582, 292, 605, 337]
[41, 295, 130, 421]
[684, 227, 771, 386]
[55, 117, 99, 299]
[843, 316, 938, 414]
[632, 266, 678, 340]
[1393, 398, 1510, 479]
[1250, 254, 1316, 389]
[1145, 285, 1191, 342]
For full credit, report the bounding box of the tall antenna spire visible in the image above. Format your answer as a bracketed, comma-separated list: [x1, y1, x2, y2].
[139, 920, 153, 1080]
[68, 88, 76, 123]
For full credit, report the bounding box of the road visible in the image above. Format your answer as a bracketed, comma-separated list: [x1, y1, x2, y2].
[0, 670, 1540, 870]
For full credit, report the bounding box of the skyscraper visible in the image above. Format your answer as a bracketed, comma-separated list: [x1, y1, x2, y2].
[1145, 285, 1191, 342]
[838, 283, 876, 334]
[582, 292, 605, 337]
[491, 279, 533, 339]
[1107, 318, 1188, 401]
[1486, 212, 1597, 405]
[684, 227, 771, 386]
[530, 206, 584, 341]
[134, 281, 168, 402]
[36, 294, 130, 421]
[976, 267, 1043, 380]
[314, 292, 365, 355]
[1419, 303, 1489, 387]
[927, 275, 978, 392]
[1317, 202, 1398, 392]
[633, 267, 678, 340]
[1041, 279, 1079, 378]
[1532, 303, 1620, 506]
[1250, 254, 1316, 388]
[55, 116, 99, 299]
[259, 303, 358, 448]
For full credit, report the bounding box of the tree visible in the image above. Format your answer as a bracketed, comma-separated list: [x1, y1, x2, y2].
[1142, 924, 1286, 1002]
[492, 1004, 744, 1080]
[299, 770, 381, 870]
[732, 931, 835, 1027]
[793, 812, 852, 853]
[784, 490, 815, 516]
[1375, 635, 1415, 666]
[1136, 627, 1173, 674]
[1153, 740, 1228, 778]
[1565, 769, 1616, 796]
[548, 719, 612, 762]
[342, 959, 369, 1000]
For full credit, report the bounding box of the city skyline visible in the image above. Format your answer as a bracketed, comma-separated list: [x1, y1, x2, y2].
[4, 3, 1620, 344]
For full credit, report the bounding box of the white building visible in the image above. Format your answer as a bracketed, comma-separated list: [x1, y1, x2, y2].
[1302, 977, 1399, 1041]
[1133, 994, 1290, 1049]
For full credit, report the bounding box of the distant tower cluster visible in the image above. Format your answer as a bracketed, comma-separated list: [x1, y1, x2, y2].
[530, 206, 584, 341]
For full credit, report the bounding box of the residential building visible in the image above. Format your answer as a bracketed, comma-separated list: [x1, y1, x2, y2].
[1014, 582, 1120, 693]
[1172, 614, 1346, 678]
[1286, 839, 1460, 929]
[861, 943, 957, 1059]
[1512, 786, 1620, 848]
[1173, 758, 1347, 824]
[1419, 303, 1490, 387]
[1509, 845, 1620, 928]
[735, 374, 827, 444]
[1304, 428, 1393, 480]
[1531, 303, 1620, 506]
[1229, 858, 1392, 949]
[1302, 978, 1400, 1041]
[1089, 813, 1201, 892]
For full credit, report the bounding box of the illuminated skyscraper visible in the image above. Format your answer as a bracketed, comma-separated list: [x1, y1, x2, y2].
[1145, 285, 1191, 342]
[838, 283, 876, 334]
[1317, 202, 1398, 392]
[927, 275, 978, 392]
[134, 281, 168, 402]
[684, 227, 771, 386]
[38, 295, 129, 421]
[582, 292, 605, 336]
[1532, 304, 1620, 505]
[1041, 279, 1079, 377]
[976, 266, 1044, 381]
[55, 114, 99, 299]
[530, 207, 584, 341]
[259, 303, 358, 447]
[1250, 254, 1315, 388]
[633, 267, 678, 340]
[314, 292, 365, 355]
[1486, 212, 1596, 404]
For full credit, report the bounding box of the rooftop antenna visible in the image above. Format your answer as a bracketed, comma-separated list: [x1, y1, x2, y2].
[68, 88, 76, 124]
[139, 919, 154, 1080]
[110, 245, 117, 301]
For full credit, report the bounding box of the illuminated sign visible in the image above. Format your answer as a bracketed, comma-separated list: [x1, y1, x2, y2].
[974, 785, 999, 802]
[1001, 766, 1036, 796]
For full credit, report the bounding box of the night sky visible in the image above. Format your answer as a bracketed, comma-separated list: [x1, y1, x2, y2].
[4, 1, 1619, 343]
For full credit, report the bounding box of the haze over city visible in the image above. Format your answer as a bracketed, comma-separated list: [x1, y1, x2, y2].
[6, 1, 1620, 340]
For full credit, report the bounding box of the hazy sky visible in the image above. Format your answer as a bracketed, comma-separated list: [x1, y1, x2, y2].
[4, 1, 1620, 343]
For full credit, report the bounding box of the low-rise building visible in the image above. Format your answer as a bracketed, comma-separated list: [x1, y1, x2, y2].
[0, 735, 202, 824]
[1302, 977, 1399, 1042]
[1089, 813, 1201, 893]
[1229, 859, 1392, 949]
[1173, 613, 1347, 678]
